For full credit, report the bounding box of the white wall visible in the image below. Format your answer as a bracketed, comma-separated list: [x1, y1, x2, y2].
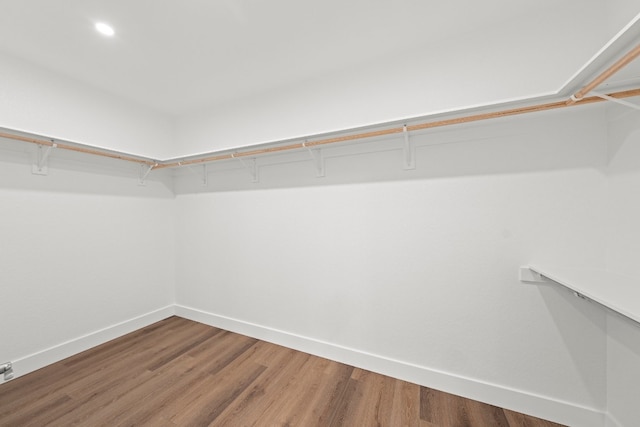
[4, 94, 640, 426]
[0, 6, 638, 421]
[604, 104, 640, 427]
[175, 106, 609, 426]
[0, 52, 174, 159]
[173, 4, 615, 157]
[0, 3, 636, 162]
[0, 144, 176, 379]
[607, 1, 640, 34]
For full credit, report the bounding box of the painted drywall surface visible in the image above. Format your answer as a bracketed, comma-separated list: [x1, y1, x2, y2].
[0, 52, 173, 159]
[605, 105, 640, 426]
[173, 4, 614, 157]
[606, 105, 640, 277]
[606, 314, 640, 427]
[607, 2, 640, 35]
[0, 156, 176, 375]
[175, 107, 609, 417]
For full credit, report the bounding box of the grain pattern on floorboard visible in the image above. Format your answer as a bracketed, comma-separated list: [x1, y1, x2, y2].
[0, 316, 566, 427]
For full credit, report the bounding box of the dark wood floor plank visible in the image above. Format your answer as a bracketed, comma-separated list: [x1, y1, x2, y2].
[151, 340, 270, 422]
[0, 317, 185, 418]
[265, 356, 335, 426]
[146, 326, 223, 371]
[326, 376, 359, 426]
[202, 335, 260, 377]
[0, 394, 72, 427]
[67, 353, 201, 426]
[421, 386, 462, 425]
[212, 349, 311, 426]
[390, 380, 421, 427]
[464, 398, 511, 427]
[171, 363, 267, 426]
[503, 408, 567, 427]
[0, 316, 567, 427]
[62, 316, 185, 369]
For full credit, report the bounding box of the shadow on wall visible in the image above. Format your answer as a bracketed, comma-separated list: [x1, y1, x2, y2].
[606, 104, 640, 171]
[538, 284, 606, 408]
[606, 314, 640, 426]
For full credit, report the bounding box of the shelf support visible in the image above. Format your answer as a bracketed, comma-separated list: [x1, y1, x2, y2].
[180, 162, 208, 186]
[202, 164, 208, 186]
[519, 266, 639, 326]
[519, 266, 548, 283]
[138, 163, 157, 186]
[232, 154, 259, 183]
[590, 91, 640, 111]
[519, 266, 591, 300]
[302, 142, 325, 177]
[402, 125, 415, 170]
[32, 142, 57, 175]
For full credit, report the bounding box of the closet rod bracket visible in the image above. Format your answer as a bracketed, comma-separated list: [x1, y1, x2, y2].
[181, 162, 208, 186]
[590, 91, 640, 111]
[402, 125, 415, 170]
[519, 266, 548, 283]
[32, 142, 57, 175]
[302, 142, 325, 177]
[232, 154, 259, 183]
[138, 163, 157, 186]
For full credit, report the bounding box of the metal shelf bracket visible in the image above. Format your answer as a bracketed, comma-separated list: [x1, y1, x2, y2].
[591, 91, 640, 111]
[403, 125, 415, 170]
[180, 162, 208, 186]
[302, 142, 325, 177]
[519, 266, 548, 283]
[232, 154, 259, 183]
[138, 163, 157, 186]
[32, 142, 57, 175]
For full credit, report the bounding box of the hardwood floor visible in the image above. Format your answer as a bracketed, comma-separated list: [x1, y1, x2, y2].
[0, 316, 565, 426]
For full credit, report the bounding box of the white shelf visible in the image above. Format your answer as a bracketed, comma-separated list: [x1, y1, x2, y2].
[521, 266, 640, 325]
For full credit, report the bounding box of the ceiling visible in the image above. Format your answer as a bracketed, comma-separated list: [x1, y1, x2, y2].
[0, 0, 588, 117]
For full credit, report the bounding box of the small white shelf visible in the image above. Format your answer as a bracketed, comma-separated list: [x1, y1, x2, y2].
[520, 266, 640, 325]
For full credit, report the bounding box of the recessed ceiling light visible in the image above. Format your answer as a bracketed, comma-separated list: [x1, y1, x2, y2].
[95, 22, 115, 37]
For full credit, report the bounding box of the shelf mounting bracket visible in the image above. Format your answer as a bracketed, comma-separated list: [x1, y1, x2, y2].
[202, 164, 208, 186]
[302, 142, 325, 177]
[138, 163, 157, 186]
[232, 154, 259, 183]
[591, 91, 640, 111]
[180, 162, 208, 186]
[32, 142, 57, 175]
[519, 266, 549, 284]
[403, 125, 415, 170]
[519, 266, 601, 310]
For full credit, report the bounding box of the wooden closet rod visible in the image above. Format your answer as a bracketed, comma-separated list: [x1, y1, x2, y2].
[3, 88, 639, 171]
[567, 42, 640, 105]
[0, 131, 158, 166]
[1, 43, 639, 170]
[154, 87, 640, 170]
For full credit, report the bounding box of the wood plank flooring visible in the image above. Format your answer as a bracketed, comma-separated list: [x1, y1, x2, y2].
[0, 316, 566, 426]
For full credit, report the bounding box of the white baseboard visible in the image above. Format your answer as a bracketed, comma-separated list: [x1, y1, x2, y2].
[2, 303, 607, 427]
[6, 305, 175, 382]
[175, 304, 606, 427]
